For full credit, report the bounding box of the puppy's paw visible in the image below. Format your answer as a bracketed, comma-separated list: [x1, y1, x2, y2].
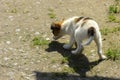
[63, 44, 71, 49]
[101, 55, 107, 59]
[100, 55, 107, 60]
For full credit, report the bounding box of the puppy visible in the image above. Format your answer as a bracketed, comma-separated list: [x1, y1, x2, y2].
[50, 16, 107, 60]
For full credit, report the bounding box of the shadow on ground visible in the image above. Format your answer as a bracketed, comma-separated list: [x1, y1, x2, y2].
[34, 41, 120, 80]
[45, 41, 102, 76]
[34, 71, 120, 80]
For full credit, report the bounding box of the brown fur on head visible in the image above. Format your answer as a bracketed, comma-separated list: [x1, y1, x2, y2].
[50, 19, 64, 40]
[51, 22, 61, 36]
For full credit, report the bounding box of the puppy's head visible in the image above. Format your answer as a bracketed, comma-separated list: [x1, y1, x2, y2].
[50, 20, 64, 40]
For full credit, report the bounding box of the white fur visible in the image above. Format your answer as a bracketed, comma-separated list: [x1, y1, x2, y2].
[54, 16, 107, 60]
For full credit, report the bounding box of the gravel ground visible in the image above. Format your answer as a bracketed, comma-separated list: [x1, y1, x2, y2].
[0, 0, 120, 80]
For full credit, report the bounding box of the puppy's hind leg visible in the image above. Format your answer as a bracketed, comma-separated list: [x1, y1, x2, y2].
[94, 31, 107, 60]
[71, 31, 83, 54]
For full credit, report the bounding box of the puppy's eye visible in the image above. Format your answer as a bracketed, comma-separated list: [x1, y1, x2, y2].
[54, 27, 60, 30]
[51, 26, 60, 30]
[51, 26, 54, 30]
[52, 31, 55, 34]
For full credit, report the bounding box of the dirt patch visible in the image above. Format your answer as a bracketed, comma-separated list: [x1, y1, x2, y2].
[0, 0, 120, 80]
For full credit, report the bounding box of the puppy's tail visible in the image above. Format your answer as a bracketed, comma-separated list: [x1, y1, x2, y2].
[82, 27, 95, 46]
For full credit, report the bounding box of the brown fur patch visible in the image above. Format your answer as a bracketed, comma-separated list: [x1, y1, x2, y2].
[51, 20, 64, 36]
[74, 17, 84, 23]
[81, 21, 86, 27]
[81, 17, 92, 27]
[51, 23, 61, 36]
[88, 27, 95, 36]
[83, 17, 92, 21]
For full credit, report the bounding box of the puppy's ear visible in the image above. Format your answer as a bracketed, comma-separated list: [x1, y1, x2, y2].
[61, 18, 65, 22]
[59, 18, 64, 24]
[51, 22, 61, 30]
[51, 19, 64, 30]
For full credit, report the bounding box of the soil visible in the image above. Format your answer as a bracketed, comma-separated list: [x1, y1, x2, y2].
[0, 0, 120, 80]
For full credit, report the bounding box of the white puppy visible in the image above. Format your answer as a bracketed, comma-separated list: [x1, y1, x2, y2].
[50, 16, 107, 60]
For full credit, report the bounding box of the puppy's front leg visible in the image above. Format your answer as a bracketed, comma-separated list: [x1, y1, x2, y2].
[71, 43, 83, 54]
[63, 35, 75, 49]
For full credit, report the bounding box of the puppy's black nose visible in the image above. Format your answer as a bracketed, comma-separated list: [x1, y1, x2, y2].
[51, 26, 54, 30]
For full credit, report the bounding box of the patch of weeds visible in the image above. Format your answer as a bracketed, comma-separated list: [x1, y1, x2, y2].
[23, 10, 30, 14]
[105, 48, 120, 61]
[108, 0, 120, 23]
[109, 5, 120, 14]
[48, 8, 54, 12]
[63, 66, 75, 73]
[31, 37, 49, 46]
[48, 8, 56, 19]
[101, 26, 120, 35]
[51, 59, 57, 64]
[61, 57, 69, 64]
[42, 55, 50, 60]
[108, 14, 116, 22]
[111, 26, 120, 33]
[11, 8, 17, 13]
[48, 13, 56, 19]
[100, 28, 111, 35]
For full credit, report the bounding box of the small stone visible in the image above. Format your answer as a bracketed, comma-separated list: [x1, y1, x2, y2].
[28, 73, 36, 77]
[61, 37, 66, 39]
[105, 71, 108, 73]
[37, 60, 40, 63]
[19, 36, 22, 40]
[30, 62, 34, 64]
[13, 63, 18, 66]
[52, 65, 57, 68]
[64, 64, 69, 67]
[46, 38, 50, 41]
[34, 32, 40, 35]
[6, 41, 11, 44]
[52, 64, 59, 68]
[8, 16, 14, 21]
[67, 9, 72, 12]
[43, 34, 47, 38]
[91, 50, 95, 53]
[4, 57, 10, 61]
[19, 49, 25, 53]
[25, 68, 29, 71]
[16, 28, 21, 32]
[21, 72, 26, 76]
[25, 76, 31, 80]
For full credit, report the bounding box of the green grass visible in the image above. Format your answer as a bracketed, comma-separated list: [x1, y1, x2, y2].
[48, 13, 56, 19]
[100, 28, 110, 35]
[108, 14, 120, 23]
[11, 8, 17, 13]
[31, 37, 49, 46]
[61, 57, 69, 64]
[48, 8, 54, 12]
[111, 26, 120, 33]
[23, 10, 30, 14]
[101, 26, 120, 35]
[62, 66, 75, 73]
[109, 5, 120, 14]
[108, 14, 116, 22]
[105, 48, 120, 61]
[107, 0, 120, 23]
[47, 8, 56, 19]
